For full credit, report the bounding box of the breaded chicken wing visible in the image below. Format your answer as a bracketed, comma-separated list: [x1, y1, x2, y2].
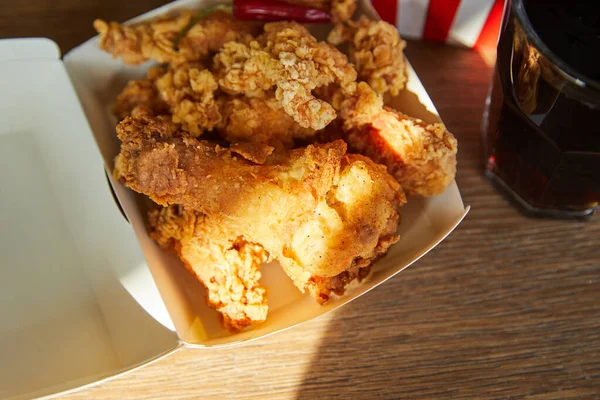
[148, 205, 268, 330]
[328, 17, 408, 96]
[94, 10, 259, 66]
[213, 22, 357, 130]
[114, 114, 404, 281]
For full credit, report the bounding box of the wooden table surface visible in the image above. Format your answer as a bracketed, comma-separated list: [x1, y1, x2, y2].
[3, 1, 599, 399]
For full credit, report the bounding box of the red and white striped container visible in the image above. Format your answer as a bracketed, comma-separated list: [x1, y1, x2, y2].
[371, 0, 507, 49]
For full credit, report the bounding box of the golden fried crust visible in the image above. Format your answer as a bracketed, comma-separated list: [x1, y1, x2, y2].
[339, 83, 458, 196]
[113, 62, 221, 136]
[218, 94, 315, 147]
[155, 64, 221, 136]
[94, 10, 260, 66]
[148, 205, 268, 330]
[265, 22, 357, 129]
[229, 142, 274, 164]
[115, 115, 403, 278]
[212, 22, 357, 130]
[329, 17, 407, 96]
[113, 66, 169, 120]
[213, 41, 279, 98]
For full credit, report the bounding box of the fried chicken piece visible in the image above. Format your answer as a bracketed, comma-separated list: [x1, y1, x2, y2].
[281, 154, 402, 300]
[265, 22, 356, 129]
[155, 63, 221, 136]
[115, 114, 404, 281]
[148, 205, 268, 330]
[149, 203, 380, 309]
[281, 0, 356, 22]
[336, 82, 457, 196]
[113, 62, 221, 135]
[213, 41, 278, 98]
[149, 205, 384, 312]
[149, 203, 391, 312]
[94, 10, 259, 66]
[213, 22, 357, 130]
[218, 93, 315, 147]
[113, 66, 169, 120]
[328, 17, 407, 96]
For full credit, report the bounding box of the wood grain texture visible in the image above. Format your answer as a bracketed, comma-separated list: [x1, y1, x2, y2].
[2, 2, 599, 399]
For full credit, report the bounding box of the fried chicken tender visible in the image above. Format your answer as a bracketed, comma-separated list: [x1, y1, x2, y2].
[148, 205, 268, 330]
[328, 17, 408, 96]
[337, 82, 457, 196]
[218, 93, 315, 146]
[155, 63, 221, 135]
[94, 10, 259, 66]
[115, 115, 404, 282]
[213, 22, 357, 130]
[113, 66, 169, 120]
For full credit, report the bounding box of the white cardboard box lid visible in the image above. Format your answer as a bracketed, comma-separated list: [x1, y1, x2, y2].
[0, 38, 180, 400]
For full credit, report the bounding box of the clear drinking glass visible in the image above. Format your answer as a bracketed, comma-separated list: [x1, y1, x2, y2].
[483, 0, 600, 218]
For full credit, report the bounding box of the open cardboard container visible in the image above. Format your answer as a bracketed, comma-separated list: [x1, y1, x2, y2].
[0, 0, 469, 398]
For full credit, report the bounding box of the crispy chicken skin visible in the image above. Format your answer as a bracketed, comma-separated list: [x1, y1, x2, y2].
[320, 82, 457, 196]
[149, 204, 384, 308]
[113, 62, 221, 136]
[218, 93, 315, 147]
[213, 22, 357, 130]
[328, 17, 408, 96]
[155, 63, 222, 135]
[113, 66, 170, 120]
[281, 153, 403, 299]
[339, 83, 457, 196]
[114, 114, 404, 281]
[148, 205, 268, 330]
[94, 10, 259, 66]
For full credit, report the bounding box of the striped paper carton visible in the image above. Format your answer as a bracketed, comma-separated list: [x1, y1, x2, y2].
[371, 0, 507, 49]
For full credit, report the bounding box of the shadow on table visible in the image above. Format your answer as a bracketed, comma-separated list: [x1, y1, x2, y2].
[292, 271, 472, 399]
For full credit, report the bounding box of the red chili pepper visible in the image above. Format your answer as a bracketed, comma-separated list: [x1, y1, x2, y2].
[233, 0, 332, 23]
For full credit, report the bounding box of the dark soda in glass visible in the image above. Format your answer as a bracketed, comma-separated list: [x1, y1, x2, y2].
[483, 0, 600, 218]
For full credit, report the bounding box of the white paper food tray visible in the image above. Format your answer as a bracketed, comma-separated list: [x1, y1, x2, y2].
[0, 0, 468, 398]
